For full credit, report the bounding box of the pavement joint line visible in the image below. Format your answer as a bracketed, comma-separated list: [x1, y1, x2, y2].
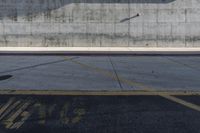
[108, 56, 123, 89]
[65, 56, 161, 91]
[65, 57, 159, 90]
[63, 57, 200, 112]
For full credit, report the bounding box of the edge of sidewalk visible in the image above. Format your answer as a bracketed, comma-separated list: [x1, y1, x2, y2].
[1, 47, 200, 55]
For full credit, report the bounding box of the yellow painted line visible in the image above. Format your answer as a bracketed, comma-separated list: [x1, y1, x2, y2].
[72, 108, 86, 124]
[65, 57, 200, 112]
[10, 111, 31, 129]
[0, 98, 15, 116]
[34, 103, 46, 124]
[0, 100, 21, 121]
[5, 101, 31, 128]
[0, 90, 199, 96]
[60, 102, 70, 125]
[67, 58, 157, 91]
[161, 95, 200, 111]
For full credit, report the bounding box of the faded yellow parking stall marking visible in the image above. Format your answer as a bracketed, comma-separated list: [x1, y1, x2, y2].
[72, 108, 86, 124]
[67, 57, 156, 91]
[60, 102, 70, 125]
[34, 103, 46, 124]
[1, 100, 21, 121]
[0, 98, 15, 116]
[65, 57, 200, 112]
[9, 111, 31, 129]
[161, 95, 200, 111]
[5, 100, 32, 128]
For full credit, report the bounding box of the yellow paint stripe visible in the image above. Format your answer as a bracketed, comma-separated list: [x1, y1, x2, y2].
[72, 108, 86, 124]
[161, 95, 200, 111]
[10, 111, 31, 129]
[65, 57, 200, 112]
[34, 103, 46, 124]
[5, 101, 31, 128]
[0, 100, 21, 121]
[60, 102, 70, 125]
[68, 58, 156, 90]
[0, 98, 15, 116]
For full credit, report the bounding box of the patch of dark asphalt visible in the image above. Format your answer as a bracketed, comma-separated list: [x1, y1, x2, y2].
[0, 95, 198, 133]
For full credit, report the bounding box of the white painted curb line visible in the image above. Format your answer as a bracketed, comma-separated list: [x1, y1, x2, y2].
[0, 47, 200, 55]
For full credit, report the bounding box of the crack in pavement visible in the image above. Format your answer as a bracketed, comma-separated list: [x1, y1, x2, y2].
[0, 57, 79, 75]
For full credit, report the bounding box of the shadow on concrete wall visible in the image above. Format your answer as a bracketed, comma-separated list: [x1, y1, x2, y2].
[0, 0, 176, 20]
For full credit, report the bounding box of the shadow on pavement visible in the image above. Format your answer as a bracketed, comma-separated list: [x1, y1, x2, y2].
[0, 95, 198, 133]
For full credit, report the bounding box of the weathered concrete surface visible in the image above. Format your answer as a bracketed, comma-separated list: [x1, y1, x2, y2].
[0, 0, 200, 47]
[1, 55, 200, 91]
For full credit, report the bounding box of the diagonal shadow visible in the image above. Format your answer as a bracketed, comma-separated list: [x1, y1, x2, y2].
[120, 13, 140, 23]
[0, 75, 12, 81]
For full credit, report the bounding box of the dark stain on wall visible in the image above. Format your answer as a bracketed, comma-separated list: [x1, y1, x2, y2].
[0, 0, 175, 19]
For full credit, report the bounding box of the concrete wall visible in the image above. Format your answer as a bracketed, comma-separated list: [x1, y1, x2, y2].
[0, 0, 200, 47]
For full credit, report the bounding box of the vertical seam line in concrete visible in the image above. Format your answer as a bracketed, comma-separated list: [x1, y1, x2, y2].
[156, 4, 159, 47]
[128, 0, 131, 47]
[108, 56, 123, 90]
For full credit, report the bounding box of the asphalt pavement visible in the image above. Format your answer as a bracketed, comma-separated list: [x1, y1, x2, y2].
[0, 55, 200, 133]
[0, 95, 199, 133]
[0, 55, 200, 91]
